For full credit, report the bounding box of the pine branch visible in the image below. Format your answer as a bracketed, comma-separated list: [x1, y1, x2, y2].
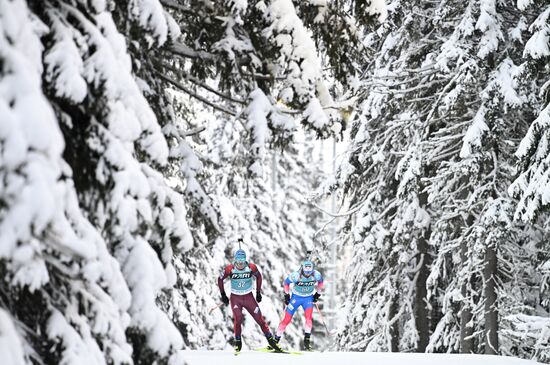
[160, 0, 195, 14]
[160, 61, 247, 104]
[170, 42, 218, 61]
[157, 71, 239, 117]
[184, 126, 207, 136]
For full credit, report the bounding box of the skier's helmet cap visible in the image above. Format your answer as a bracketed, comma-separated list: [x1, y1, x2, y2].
[302, 260, 314, 275]
[234, 249, 247, 268]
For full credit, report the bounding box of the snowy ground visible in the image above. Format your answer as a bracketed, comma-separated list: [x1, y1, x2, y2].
[180, 350, 541, 365]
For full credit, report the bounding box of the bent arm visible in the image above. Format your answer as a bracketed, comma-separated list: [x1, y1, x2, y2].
[283, 276, 292, 294]
[316, 272, 325, 293]
[218, 265, 232, 295]
[317, 281, 325, 292]
[249, 264, 262, 293]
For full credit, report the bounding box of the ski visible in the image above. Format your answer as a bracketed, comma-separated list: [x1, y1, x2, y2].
[254, 347, 303, 355]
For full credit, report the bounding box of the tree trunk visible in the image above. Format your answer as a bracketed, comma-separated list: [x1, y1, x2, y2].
[414, 187, 431, 352]
[483, 243, 499, 354]
[414, 246, 430, 352]
[458, 187, 475, 353]
[389, 293, 400, 352]
[459, 236, 474, 353]
[387, 178, 400, 352]
[414, 224, 430, 350]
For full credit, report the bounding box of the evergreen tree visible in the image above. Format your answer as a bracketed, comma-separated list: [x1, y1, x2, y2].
[336, 0, 550, 359]
[1, 0, 198, 363]
[2, 0, 134, 363]
[510, 1, 550, 221]
[335, 0, 439, 352]
[507, 0, 550, 361]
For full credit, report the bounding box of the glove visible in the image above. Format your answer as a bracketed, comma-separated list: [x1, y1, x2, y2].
[221, 293, 229, 305]
[284, 293, 290, 305]
[313, 292, 321, 303]
[256, 291, 262, 303]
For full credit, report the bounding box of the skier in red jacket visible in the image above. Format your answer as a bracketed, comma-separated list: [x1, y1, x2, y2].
[218, 247, 283, 353]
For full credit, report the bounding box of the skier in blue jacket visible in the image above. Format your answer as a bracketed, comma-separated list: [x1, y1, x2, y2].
[273, 260, 324, 350]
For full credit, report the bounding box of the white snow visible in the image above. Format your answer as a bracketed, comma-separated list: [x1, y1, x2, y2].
[368, 0, 388, 23]
[509, 17, 527, 42]
[515, 104, 550, 160]
[475, 0, 503, 59]
[460, 107, 489, 158]
[178, 350, 540, 365]
[3, 0, 550, 362]
[212, 15, 254, 61]
[67, 6, 170, 164]
[47, 309, 106, 365]
[129, 0, 171, 45]
[0, 310, 26, 365]
[523, 7, 550, 59]
[509, 103, 550, 221]
[303, 98, 330, 130]
[245, 88, 296, 175]
[44, 16, 87, 102]
[492, 58, 523, 106]
[435, 4, 474, 71]
[517, 0, 533, 11]
[264, 0, 325, 102]
[396, 142, 421, 196]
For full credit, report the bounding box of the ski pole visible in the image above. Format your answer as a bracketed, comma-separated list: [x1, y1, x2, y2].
[314, 302, 332, 337]
[208, 302, 224, 314]
[281, 305, 289, 319]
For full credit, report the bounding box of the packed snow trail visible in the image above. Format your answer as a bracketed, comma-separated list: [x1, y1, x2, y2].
[181, 350, 540, 365]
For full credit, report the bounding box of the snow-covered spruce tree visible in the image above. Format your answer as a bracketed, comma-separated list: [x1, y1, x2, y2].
[108, 4, 224, 352]
[507, 0, 550, 361]
[335, 0, 443, 352]
[336, 0, 548, 358]
[2, 0, 152, 363]
[510, 1, 550, 222]
[109, 0, 219, 233]
[0, 0, 197, 363]
[423, 0, 550, 358]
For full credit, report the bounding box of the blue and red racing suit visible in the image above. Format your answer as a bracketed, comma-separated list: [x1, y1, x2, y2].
[276, 269, 324, 336]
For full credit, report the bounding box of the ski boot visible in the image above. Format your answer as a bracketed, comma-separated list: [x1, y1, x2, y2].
[303, 333, 313, 351]
[266, 335, 281, 351]
[266, 334, 284, 353]
[233, 337, 242, 352]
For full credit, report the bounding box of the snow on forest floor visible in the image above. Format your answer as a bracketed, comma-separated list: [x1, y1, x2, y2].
[180, 350, 541, 365]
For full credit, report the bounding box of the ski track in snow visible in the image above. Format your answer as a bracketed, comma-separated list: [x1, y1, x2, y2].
[181, 350, 541, 365]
